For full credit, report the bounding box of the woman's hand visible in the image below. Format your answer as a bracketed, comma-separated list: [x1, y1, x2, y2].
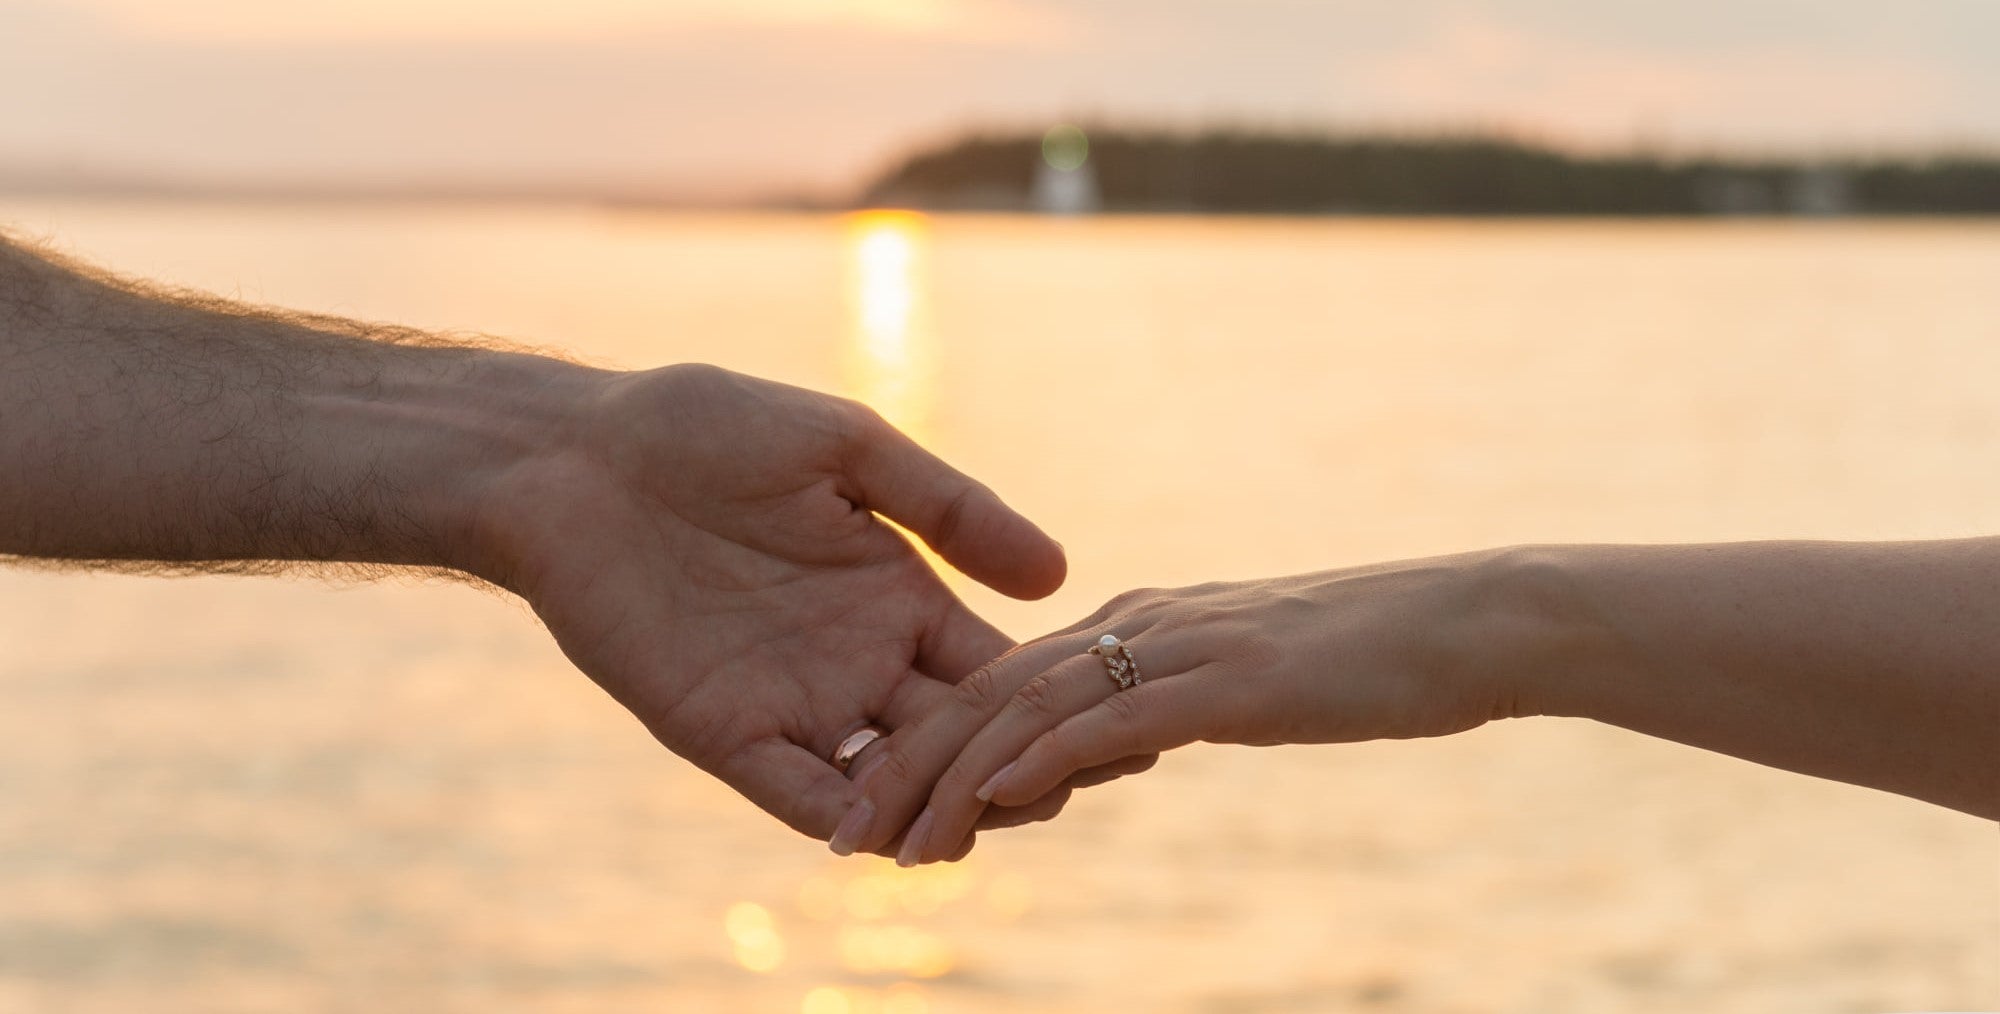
[868, 550, 1569, 865]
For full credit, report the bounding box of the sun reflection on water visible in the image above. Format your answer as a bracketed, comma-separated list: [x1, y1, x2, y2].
[726, 856, 1034, 1011]
[724, 901, 787, 973]
[803, 982, 932, 1014]
[843, 210, 937, 437]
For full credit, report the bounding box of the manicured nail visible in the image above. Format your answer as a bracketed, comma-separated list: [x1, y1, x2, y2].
[975, 762, 1019, 802]
[828, 798, 874, 857]
[897, 808, 936, 868]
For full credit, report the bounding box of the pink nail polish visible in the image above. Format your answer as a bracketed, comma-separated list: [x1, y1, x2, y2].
[897, 808, 936, 868]
[828, 798, 875, 857]
[975, 761, 1019, 802]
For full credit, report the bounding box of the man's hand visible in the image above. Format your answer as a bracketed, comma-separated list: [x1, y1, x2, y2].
[1, 234, 1126, 853]
[463, 363, 1081, 850]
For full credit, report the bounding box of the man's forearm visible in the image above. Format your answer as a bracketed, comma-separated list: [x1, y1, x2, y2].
[0, 235, 1075, 852]
[0, 234, 588, 574]
[1512, 540, 2000, 819]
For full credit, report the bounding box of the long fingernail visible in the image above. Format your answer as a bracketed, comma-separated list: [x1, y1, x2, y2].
[829, 798, 874, 857]
[897, 808, 936, 868]
[975, 762, 1018, 802]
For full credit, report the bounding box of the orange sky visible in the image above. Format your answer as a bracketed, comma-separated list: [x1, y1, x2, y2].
[2, 0, 1995, 199]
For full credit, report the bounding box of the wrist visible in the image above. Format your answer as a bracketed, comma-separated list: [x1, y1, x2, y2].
[1458, 545, 1627, 723]
[298, 343, 610, 578]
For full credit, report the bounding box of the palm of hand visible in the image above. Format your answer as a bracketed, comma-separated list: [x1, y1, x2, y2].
[480, 365, 1038, 842]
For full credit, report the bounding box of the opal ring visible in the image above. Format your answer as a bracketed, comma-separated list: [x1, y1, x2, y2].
[1087, 634, 1143, 691]
[832, 726, 886, 773]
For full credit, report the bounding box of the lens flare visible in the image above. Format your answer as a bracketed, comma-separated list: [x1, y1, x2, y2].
[1042, 124, 1090, 171]
[836, 923, 956, 978]
[724, 901, 786, 973]
[801, 986, 853, 1014]
[800, 984, 930, 1014]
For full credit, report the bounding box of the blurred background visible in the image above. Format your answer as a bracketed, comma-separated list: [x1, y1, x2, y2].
[1, 2, 1996, 1012]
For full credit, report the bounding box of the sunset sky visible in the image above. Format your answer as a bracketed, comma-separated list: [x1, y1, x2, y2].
[3, 0, 1997, 199]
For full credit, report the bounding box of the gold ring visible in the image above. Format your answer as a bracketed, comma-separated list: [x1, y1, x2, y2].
[832, 727, 885, 772]
[1087, 634, 1143, 691]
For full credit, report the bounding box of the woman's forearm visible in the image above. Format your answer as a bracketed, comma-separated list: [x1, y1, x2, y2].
[1515, 540, 2000, 820]
[865, 542, 1997, 864]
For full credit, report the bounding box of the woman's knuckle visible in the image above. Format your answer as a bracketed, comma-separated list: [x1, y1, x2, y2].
[874, 746, 925, 792]
[953, 665, 1004, 711]
[1106, 586, 1161, 613]
[934, 756, 983, 797]
[1102, 688, 1148, 725]
[1009, 673, 1063, 716]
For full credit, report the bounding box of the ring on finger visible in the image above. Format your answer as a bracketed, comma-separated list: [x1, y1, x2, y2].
[832, 726, 886, 773]
[1087, 634, 1143, 691]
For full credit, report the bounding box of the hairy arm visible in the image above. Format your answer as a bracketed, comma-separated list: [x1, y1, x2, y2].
[0, 232, 1096, 851]
[0, 232, 577, 572]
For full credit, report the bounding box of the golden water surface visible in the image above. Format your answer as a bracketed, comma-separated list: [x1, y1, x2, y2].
[1, 201, 1995, 1013]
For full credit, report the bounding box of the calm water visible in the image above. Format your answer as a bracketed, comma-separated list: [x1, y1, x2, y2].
[0, 201, 1995, 1013]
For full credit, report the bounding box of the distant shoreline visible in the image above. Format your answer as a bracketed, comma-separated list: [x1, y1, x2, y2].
[6, 194, 2000, 224]
[3, 124, 1998, 219]
[860, 129, 2000, 217]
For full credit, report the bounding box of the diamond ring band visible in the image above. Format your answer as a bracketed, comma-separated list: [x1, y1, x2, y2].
[1087, 634, 1143, 691]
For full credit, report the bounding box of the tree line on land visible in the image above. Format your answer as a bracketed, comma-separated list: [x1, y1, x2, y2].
[858, 129, 2000, 215]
